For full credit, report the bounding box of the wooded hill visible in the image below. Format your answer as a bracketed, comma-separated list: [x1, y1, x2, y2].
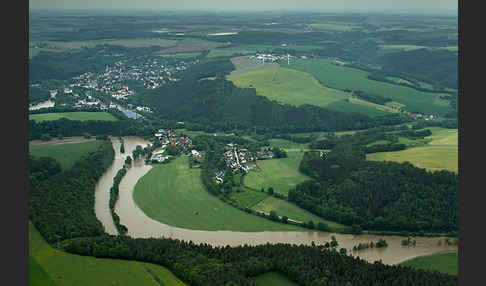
[135, 58, 411, 133]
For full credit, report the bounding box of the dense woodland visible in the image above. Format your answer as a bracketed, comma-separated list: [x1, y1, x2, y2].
[29, 139, 114, 243]
[290, 140, 457, 233]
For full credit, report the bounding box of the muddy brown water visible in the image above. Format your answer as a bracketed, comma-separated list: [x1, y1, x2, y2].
[96, 136, 457, 265]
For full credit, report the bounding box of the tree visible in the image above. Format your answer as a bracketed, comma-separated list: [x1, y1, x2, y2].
[268, 187, 274, 195]
[83, 132, 91, 139]
[120, 142, 125, 153]
[307, 220, 315, 229]
[317, 222, 330, 232]
[281, 216, 288, 224]
[40, 134, 51, 141]
[269, 210, 278, 221]
[125, 156, 132, 166]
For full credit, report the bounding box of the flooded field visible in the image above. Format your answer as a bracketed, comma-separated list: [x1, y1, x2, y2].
[98, 137, 457, 265]
[29, 99, 55, 111]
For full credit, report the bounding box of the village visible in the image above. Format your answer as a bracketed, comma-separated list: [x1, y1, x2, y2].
[214, 142, 275, 184]
[149, 128, 196, 163]
[31, 55, 198, 114]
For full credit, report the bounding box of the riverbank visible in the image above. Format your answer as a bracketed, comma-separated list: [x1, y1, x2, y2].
[90, 136, 456, 265]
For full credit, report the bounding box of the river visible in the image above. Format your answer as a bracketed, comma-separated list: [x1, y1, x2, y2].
[96, 136, 457, 265]
[29, 99, 55, 111]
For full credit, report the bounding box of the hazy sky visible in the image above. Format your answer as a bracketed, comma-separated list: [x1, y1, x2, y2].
[30, 0, 457, 13]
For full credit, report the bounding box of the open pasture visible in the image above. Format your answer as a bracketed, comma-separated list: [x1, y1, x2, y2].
[29, 140, 104, 171]
[367, 128, 458, 173]
[133, 156, 302, 231]
[29, 221, 187, 286]
[243, 152, 310, 196]
[29, 112, 119, 122]
[229, 66, 349, 107]
[399, 251, 458, 276]
[251, 196, 350, 232]
[287, 58, 454, 115]
[30, 38, 177, 50]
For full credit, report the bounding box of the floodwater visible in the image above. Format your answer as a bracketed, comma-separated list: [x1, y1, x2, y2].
[29, 99, 55, 111]
[98, 136, 457, 265]
[94, 136, 150, 235]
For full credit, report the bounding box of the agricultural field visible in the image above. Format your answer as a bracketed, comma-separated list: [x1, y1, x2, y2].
[228, 56, 279, 77]
[229, 66, 350, 107]
[287, 58, 454, 115]
[268, 138, 309, 150]
[399, 251, 458, 276]
[29, 112, 119, 122]
[367, 128, 458, 173]
[308, 22, 363, 31]
[29, 221, 187, 286]
[229, 64, 392, 117]
[133, 156, 302, 231]
[228, 189, 270, 208]
[29, 140, 103, 171]
[251, 196, 350, 232]
[30, 38, 177, 50]
[208, 44, 322, 58]
[378, 45, 459, 53]
[250, 272, 299, 286]
[243, 151, 310, 196]
[158, 52, 202, 58]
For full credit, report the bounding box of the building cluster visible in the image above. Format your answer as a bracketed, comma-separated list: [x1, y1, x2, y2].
[154, 129, 194, 149]
[67, 57, 196, 101]
[408, 113, 437, 120]
[249, 53, 295, 63]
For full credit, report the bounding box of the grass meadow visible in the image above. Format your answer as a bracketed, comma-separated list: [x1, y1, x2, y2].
[243, 152, 310, 196]
[287, 58, 454, 115]
[132, 156, 302, 231]
[29, 112, 119, 122]
[399, 251, 458, 276]
[251, 196, 350, 232]
[29, 140, 104, 171]
[367, 128, 458, 173]
[229, 65, 391, 117]
[29, 221, 187, 286]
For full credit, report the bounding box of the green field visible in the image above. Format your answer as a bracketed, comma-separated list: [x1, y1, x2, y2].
[367, 128, 458, 173]
[229, 65, 391, 117]
[29, 140, 104, 171]
[229, 66, 349, 107]
[268, 138, 309, 150]
[250, 272, 300, 286]
[29, 112, 119, 122]
[159, 52, 203, 58]
[29, 221, 187, 286]
[379, 44, 459, 53]
[400, 251, 458, 276]
[133, 156, 302, 231]
[251, 196, 350, 232]
[228, 189, 270, 208]
[208, 44, 322, 58]
[308, 22, 362, 31]
[229, 56, 280, 77]
[244, 152, 310, 196]
[30, 38, 177, 50]
[287, 58, 453, 115]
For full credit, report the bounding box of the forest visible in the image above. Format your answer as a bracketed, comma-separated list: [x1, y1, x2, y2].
[289, 140, 457, 233]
